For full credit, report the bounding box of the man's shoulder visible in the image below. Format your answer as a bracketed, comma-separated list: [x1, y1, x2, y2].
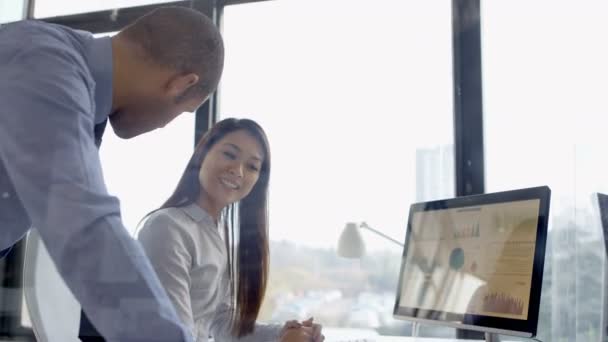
[0, 20, 95, 99]
[2, 20, 80, 41]
[2, 20, 92, 59]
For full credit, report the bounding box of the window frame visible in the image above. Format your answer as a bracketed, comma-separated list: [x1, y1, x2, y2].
[0, 0, 485, 338]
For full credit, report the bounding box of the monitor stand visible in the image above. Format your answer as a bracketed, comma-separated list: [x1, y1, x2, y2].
[412, 321, 420, 337]
[484, 332, 500, 342]
[410, 322, 501, 341]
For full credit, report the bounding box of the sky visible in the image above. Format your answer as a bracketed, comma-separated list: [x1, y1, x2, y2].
[481, 0, 608, 231]
[4, 0, 608, 251]
[219, 0, 453, 250]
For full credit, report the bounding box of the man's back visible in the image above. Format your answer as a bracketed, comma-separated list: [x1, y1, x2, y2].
[0, 19, 96, 248]
[0, 19, 192, 342]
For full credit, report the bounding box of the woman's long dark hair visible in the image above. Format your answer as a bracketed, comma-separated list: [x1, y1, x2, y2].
[152, 118, 270, 337]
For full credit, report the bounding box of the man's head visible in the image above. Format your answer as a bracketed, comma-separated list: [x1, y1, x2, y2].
[109, 6, 224, 138]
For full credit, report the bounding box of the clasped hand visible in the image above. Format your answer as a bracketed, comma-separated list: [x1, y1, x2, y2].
[279, 317, 324, 342]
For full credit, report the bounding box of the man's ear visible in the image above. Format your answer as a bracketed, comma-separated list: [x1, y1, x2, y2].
[167, 73, 200, 98]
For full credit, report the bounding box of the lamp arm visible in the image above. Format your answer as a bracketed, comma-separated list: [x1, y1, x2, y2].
[360, 222, 404, 247]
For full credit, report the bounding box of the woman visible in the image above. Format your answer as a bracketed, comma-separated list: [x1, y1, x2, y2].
[137, 118, 322, 342]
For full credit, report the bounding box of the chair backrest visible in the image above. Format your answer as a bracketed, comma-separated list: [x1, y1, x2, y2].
[22, 229, 82, 342]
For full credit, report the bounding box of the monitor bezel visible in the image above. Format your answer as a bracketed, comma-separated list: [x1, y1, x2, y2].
[592, 192, 608, 342]
[393, 186, 551, 338]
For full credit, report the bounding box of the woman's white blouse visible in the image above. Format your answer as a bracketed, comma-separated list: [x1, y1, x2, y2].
[137, 203, 282, 342]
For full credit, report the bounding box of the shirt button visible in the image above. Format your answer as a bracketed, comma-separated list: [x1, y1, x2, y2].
[1, 192, 10, 199]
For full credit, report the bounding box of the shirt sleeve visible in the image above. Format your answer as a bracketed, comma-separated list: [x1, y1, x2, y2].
[209, 285, 283, 342]
[138, 212, 197, 340]
[0, 39, 192, 341]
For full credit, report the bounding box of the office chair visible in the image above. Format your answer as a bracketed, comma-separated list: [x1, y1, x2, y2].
[22, 229, 82, 342]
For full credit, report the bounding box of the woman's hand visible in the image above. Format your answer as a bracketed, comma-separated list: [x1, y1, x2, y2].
[279, 324, 312, 342]
[281, 320, 302, 331]
[301, 317, 324, 342]
[279, 317, 324, 342]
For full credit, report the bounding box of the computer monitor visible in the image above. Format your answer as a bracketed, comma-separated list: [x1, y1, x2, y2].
[393, 186, 551, 338]
[592, 192, 608, 342]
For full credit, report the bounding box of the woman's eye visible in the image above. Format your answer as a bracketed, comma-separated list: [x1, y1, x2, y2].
[223, 151, 236, 159]
[248, 164, 260, 172]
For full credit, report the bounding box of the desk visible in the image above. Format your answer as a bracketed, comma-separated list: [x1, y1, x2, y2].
[327, 338, 458, 342]
[326, 337, 518, 342]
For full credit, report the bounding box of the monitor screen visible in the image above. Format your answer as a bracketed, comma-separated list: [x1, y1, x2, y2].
[394, 186, 551, 338]
[593, 193, 608, 342]
[595, 193, 608, 255]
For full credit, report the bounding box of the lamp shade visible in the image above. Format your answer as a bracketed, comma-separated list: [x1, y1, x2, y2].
[337, 222, 366, 258]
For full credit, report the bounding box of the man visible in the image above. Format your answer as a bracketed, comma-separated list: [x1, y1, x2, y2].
[0, 6, 223, 341]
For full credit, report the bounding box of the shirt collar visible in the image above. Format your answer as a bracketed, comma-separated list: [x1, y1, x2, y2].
[86, 36, 113, 124]
[181, 203, 216, 227]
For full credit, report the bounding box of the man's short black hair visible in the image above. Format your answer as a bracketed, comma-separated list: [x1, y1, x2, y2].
[120, 6, 224, 97]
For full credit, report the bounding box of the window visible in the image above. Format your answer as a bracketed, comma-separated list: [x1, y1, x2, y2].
[33, 0, 176, 18]
[482, 1, 608, 341]
[221, 0, 454, 337]
[98, 114, 195, 236]
[0, 0, 26, 23]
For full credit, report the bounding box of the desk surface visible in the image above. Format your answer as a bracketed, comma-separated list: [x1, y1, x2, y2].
[326, 337, 519, 342]
[328, 338, 456, 342]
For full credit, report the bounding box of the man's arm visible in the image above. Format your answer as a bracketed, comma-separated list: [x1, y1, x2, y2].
[0, 45, 192, 341]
